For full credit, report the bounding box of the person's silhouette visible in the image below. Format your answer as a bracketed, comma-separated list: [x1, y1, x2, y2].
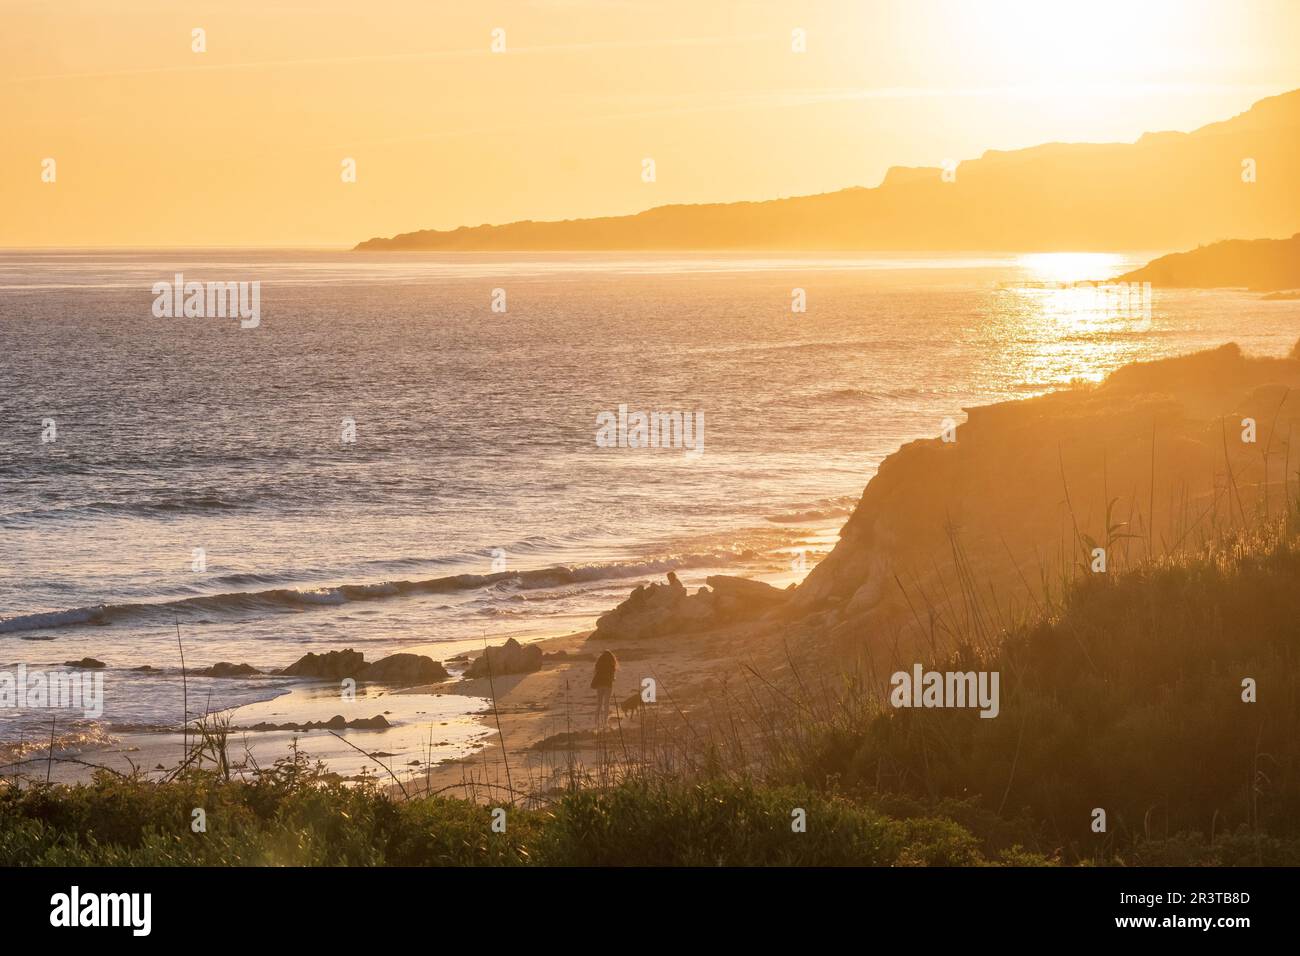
[591, 650, 618, 729]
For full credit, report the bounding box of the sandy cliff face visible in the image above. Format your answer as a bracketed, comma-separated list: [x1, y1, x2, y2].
[793, 343, 1300, 640]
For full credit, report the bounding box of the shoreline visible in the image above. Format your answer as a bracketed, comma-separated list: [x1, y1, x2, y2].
[3, 526, 834, 785]
[27, 600, 792, 796]
[31, 677, 498, 786]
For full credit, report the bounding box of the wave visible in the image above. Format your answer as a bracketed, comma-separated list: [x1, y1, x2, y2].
[766, 507, 853, 523]
[768, 384, 938, 409]
[0, 549, 761, 637]
[1, 494, 250, 524]
[764, 494, 858, 524]
[804, 386, 883, 405]
[0, 722, 117, 763]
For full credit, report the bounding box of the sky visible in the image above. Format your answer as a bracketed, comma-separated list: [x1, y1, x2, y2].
[2, 0, 1298, 247]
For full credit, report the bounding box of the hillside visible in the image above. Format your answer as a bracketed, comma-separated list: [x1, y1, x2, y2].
[1115, 233, 1300, 290]
[357, 89, 1300, 252]
[793, 340, 1300, 629]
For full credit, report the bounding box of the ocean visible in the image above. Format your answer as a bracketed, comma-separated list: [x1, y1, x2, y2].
[3, 249, 1299, 754]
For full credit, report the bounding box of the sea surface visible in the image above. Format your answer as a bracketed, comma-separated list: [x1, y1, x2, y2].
[3, 249, 1299, 754]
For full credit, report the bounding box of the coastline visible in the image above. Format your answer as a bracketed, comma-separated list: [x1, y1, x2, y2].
[10, 334, 1300, 876]
[26, 335, 1300, 793]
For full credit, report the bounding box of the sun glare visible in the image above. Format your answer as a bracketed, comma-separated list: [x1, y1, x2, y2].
[1017, 252, 1126, 285]
[946, 0, 1195, 89]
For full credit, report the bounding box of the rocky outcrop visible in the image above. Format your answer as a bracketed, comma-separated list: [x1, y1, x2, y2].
[364, 653, 449, 683]
[63, 657, 105, 669]
[705, 575, 791, 613]
[280, 649, 367, 680]
[243, 714, 391, 732]
[465, 638, 543, 678]
[278, 648, 448, 684]
[591, 573, 792, 641]
[197, 662, 261, 678]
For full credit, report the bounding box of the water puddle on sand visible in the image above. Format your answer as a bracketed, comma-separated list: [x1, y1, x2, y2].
[53, 682, 494, 785]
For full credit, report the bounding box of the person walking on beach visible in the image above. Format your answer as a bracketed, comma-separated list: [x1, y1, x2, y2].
[591, 649, 618, 729]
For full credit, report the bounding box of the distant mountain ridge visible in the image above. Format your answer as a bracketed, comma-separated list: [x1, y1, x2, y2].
[1116, 233, 1300, 291]
[357, 89, 1300, 252]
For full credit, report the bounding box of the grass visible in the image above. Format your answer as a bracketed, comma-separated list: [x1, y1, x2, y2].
[0, 750, 999, 866]
[767, 523, 1300, 864]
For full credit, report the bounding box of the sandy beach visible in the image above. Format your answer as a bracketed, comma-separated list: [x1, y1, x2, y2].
[395, 623, 746, 802]
[38, 579, 830, 798]
[26, 613, 747, 793]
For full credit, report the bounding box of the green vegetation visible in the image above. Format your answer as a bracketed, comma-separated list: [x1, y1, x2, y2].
[776, 527, 1300, 865]
[0, 755, 991, 866]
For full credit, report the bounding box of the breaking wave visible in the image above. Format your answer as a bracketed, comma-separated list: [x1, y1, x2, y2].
[0, 550, 761, 637]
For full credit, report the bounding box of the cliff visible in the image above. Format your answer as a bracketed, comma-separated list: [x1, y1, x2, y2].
[792, 341, 1300, 639]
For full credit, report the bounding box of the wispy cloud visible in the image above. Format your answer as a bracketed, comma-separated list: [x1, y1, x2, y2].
[288, 81, 1285, 156]
[4, 33, 771, 84]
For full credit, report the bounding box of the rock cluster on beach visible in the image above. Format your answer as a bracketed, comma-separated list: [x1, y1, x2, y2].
[242, 714, 391, 732]
[465, 638, 542, 678]
[591, 573, 792, 641]
[362, 652, 450, 683]
[197, 662, 261, 677]
[278, 649, 449, 684]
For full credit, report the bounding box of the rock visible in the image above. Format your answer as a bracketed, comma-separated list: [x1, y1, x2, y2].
[280, 649, 367, 680]
[591, 573, 793, 641]
[595, 583, 694, 640]
[130, 665, 156, 672]
[530, 730, 599, 751]
[243, 714, 391, 732]
[704, 575, 791, 609]
[591, 580, 712, 640]
[197, 661, 261, 678]
[63, 657, 105, 669]
[278, 648, 448, 684]
[364, 653, 449, 684]
[465, 638, 543, 678]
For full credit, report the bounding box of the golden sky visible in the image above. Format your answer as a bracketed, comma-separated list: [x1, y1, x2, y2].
[3, 0, 1298, 247]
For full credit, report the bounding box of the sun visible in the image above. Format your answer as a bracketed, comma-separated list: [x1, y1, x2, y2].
[941, 0, 1198, 94]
